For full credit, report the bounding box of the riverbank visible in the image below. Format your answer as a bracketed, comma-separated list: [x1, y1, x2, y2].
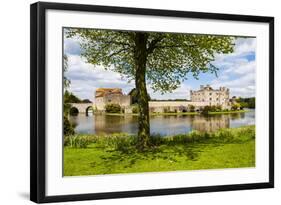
[95, 109, 249, 116]
[208, 110, 249, 115]
[100, 112, 199, 116]
[64, 125, 255, 176]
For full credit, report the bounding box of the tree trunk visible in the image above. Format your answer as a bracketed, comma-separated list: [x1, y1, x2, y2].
[134, 33, 150, 150]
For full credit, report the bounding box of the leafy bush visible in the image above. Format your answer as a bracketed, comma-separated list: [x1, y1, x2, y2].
[202, 105, 222, 114]
[64, 115, 75, 136]
[231, 103, 241, 111]
[163, 106, 178, 113]
[202, 106, 211, 114]
[163, 106, 170, 113]
[132, 106, 139, 113]
[188, 105, 195, 112]
[215, 105, 222, 111]
[105, 103, 121, 113]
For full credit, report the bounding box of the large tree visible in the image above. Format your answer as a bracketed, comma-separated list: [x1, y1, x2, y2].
[67, 29, 234, 150]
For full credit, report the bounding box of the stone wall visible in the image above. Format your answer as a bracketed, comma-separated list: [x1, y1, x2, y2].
[94, 95, 131, 111]
[93, 85, 231, 113]
[148, 101, 210, 113]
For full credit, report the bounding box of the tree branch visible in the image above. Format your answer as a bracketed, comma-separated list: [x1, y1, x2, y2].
[108, 48, 130, 58]
[154, 44, 196, 49]
[147, 35, 164, 54]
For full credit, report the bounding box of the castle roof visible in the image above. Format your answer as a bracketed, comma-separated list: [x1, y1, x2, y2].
[197, 85, 228, 92]
[95, 88, 123, 97]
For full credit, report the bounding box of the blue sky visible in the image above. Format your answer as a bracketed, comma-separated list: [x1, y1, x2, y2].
[64, 34, 256, 101]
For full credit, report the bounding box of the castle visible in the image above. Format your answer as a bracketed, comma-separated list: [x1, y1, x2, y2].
[94, 88, 131, 111]
[93, 85, 231, 112]
[190, 85, 230, 108]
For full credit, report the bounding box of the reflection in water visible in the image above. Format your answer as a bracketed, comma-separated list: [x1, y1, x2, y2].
[69, 110, 255, 136]
[191, 115, 230, 133]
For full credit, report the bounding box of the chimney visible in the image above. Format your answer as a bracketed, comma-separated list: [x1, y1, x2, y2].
[200, 85, 204, 90]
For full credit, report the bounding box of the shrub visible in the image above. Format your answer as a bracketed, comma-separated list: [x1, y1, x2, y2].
[64, 115, 75, 136]
[202, 106, 211, 114]
[163, 106, 170, 113]
[188, 105, 195, 112]
[132, 106, 139, 113]
[202, 105, 223, 114]
[231, 103, 241, 111]
[105, 103, 121, 113]
[215, 105, 222, 111]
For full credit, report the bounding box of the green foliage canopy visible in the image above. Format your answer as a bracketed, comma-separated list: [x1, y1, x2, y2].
[66, 29, 234, 94]
[64, 90, 82, 103]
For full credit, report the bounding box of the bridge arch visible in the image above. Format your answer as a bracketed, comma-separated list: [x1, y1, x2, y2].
[69, 107, 79, 116]
[86, 106, 93, 116]
[69, 103, 93, 116]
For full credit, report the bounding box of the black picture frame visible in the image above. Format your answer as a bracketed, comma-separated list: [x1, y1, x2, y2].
[30, 1, 274, 203]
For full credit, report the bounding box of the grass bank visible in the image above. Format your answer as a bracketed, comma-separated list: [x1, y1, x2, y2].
[64, 125, 255, 176]
[208, 110, 249, 115]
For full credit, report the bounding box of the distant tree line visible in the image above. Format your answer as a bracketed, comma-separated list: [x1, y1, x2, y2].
[64, 90, 92, 103]
[236, 97, 255, 109]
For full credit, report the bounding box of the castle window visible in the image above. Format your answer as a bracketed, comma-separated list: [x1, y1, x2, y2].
[209, 93, 212, 95]
[209, 98, 212, 101]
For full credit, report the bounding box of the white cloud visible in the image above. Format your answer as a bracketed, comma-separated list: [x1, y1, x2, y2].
[210, 37, 256, 97]
[65, 55, 134, 101]
[223, 60, 256, 75]
[235, 38, 256, 54]
[148, 84, 192, 100]
[212, 69, 255, 97]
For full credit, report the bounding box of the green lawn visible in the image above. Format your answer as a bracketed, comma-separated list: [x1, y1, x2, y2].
[64, 126, 255, 176]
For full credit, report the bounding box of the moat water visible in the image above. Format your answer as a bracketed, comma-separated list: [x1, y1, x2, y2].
[69, 109, 255, 136]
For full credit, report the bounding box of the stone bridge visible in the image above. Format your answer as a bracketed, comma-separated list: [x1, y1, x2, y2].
[69, 103, 93, 115]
